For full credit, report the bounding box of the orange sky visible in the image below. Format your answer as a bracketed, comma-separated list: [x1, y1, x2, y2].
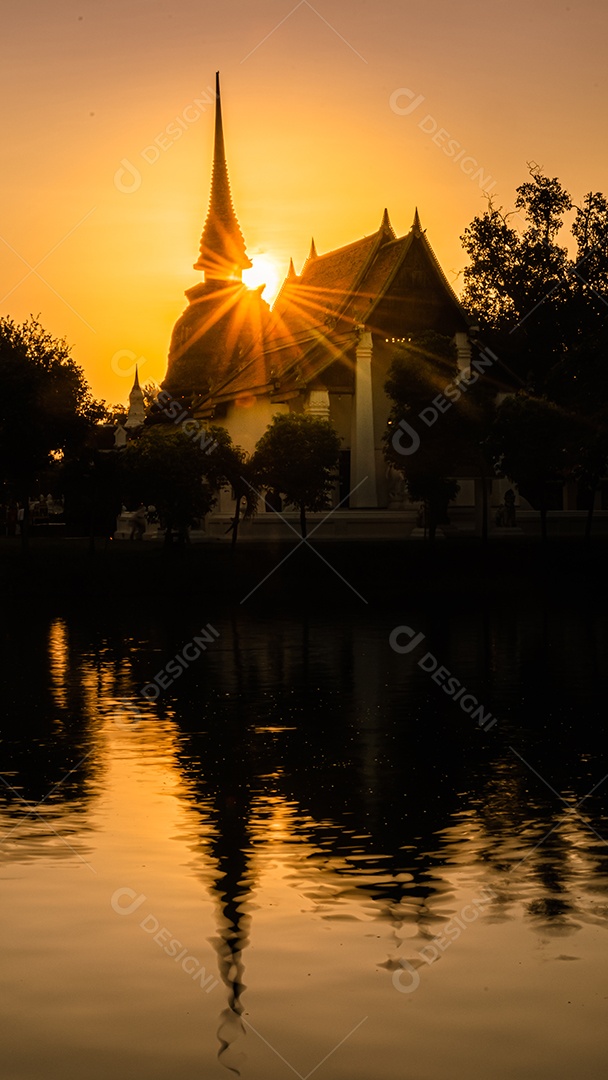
[1, 0, 607, 405]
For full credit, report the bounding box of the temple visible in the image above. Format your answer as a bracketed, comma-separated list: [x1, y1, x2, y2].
[124, 364, 145, 430]
[161, 74, 479, 518]
[164, 73, 269, 401]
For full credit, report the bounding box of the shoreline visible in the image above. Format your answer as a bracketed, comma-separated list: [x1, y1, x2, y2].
[1, 535, 606, 607]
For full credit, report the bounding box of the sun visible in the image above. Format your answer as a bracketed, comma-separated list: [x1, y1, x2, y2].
[243, 254, 282, 304]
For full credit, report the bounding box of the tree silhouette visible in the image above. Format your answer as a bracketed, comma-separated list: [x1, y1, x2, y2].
[121, 427, 216, 544]
[202, 427, 258, 547]
[461, 168, 608, 536]
[0, 316, 104, 546]
[253, 413, 341, 538]
[488, 393, 573, 541]
[383, 333, 464, 541]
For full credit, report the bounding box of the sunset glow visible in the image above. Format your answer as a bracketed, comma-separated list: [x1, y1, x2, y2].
[243, 254, 282, 303]
[1, 1, 606, 408]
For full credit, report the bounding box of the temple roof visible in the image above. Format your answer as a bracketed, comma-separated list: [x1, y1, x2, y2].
[194, 72, 251, 279]
[163, 280, 269, 398]
[204, 210, 471, 407]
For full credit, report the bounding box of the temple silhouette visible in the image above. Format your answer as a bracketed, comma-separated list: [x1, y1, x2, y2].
[160, 73, 477, 518]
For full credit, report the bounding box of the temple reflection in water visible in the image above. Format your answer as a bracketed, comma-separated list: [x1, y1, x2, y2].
[1, 598, 607, 1077]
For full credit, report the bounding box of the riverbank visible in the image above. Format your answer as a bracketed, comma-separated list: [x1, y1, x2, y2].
[1, 534, 606, 608]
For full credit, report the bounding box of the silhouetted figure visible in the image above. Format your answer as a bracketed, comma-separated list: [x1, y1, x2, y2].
[264, 488, 282, 513]
[130, 503, 147, 541]
[504, 488, 516, 527]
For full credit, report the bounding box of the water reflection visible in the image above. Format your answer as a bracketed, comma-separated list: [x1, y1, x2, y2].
[0, 597, 607, 1076]
[206, 730, 255, 1074]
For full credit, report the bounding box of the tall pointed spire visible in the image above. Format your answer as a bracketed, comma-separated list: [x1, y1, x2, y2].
[287, 257, 297, 280]
[125, 364, 145, 429]
[411, 207, 423, 234]
[308, 237, 317, 260]
[379, 208, 395, 237]
[194, 72, 252, 280]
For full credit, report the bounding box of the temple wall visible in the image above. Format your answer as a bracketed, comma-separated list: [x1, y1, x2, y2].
[328, 394, 352, 445]
[222, 397, 288, 454]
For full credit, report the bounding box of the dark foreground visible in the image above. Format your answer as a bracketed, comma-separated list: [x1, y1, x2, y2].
[1, 534, 607, 608]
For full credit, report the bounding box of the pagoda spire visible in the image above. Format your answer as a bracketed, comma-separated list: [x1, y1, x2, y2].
[194, 72, 252, 280]
[411, 207, 423, 234]
[379, 208, 395, 237]
[308, 237, 317, 260]
[125, 364, 145, 429]
[287, 257, 297, 280]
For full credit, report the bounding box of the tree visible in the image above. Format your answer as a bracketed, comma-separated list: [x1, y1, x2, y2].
[60, 447, 123, 547]
[383, 333, 465, 541]
[253, 413, 341, 538]
[567, 412, 608, 542]
[460, 166, 574, 391]
[0, 316, 104, 545]
[141, 381, 161, 411]
[121, 428, 216, 545]
[551, 191, 608, 409]
[461, 168, 608, 537]
[202, 427, 258, 547]
[487, 393, 573, 542]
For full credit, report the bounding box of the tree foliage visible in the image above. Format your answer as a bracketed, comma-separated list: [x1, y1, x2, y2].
[253, 413, 341, 537]
[460, 166, 608, 398]
[121, 428, 216, 541]
[201, 426, 258, 546]
[0, 316, 103, 498]
[383, 333, 465, 539]
[461, 167, 608, 537]
[487, 393, 573, 541]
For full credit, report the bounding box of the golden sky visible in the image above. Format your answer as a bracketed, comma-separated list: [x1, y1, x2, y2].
[1, 0, 607, 404]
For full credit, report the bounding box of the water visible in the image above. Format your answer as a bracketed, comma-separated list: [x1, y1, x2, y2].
[1, 596, 607, 1079]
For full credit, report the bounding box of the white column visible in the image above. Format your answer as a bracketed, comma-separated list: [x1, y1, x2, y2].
[304, 389, 330, 420]
[350, 330, 378, 508]
[454, 331, 472, 375]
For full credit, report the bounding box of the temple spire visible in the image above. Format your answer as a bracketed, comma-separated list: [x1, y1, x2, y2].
[125, 365, 145, 429]
[308, 237, 317, 260]
[412, 207, 423, 234]
[379, 208, 395, 237]
[287, 257, 297, 280]
[194, 72, 252, 280]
